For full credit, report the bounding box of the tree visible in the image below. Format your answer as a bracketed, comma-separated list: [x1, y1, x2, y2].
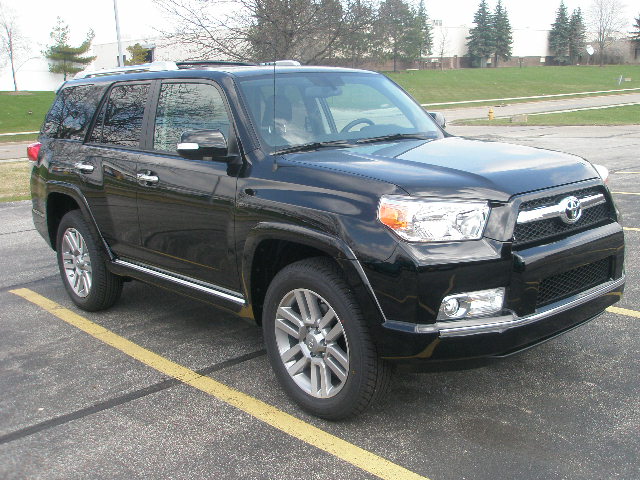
[125, 43, 151, 65]
[0, 2, 29, 91]
[337, 0, 376, 67]
[415, 0, 433, 61]
[568, 8, 587, 64]
[492, 0, 512, 67]
[43, 17, 96, 80]
[466, 0, 494, 68]
[549, 1, 570, 64]
[628, 13, 639, 46]
[377, 0, 417, 71]
[588, 0, 628, 66]
[155, 0, 370, 65]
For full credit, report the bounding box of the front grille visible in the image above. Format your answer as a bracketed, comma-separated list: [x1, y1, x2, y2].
[536, 257, 611, 307]
[514, 187, 612, 246]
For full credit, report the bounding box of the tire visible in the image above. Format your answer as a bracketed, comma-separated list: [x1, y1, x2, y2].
[56, 210, 122, 311]
[262, 257, 392, 420]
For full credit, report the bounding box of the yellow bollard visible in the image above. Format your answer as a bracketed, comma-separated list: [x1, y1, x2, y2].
[488, 107, 495, 121]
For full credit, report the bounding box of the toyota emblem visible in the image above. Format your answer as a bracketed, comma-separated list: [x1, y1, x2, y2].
[560, 196, 582, 224]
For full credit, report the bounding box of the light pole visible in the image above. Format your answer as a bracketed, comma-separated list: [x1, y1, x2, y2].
[113, 0, 125, 67]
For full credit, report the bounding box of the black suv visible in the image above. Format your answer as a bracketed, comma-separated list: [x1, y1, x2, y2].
[29, 62, 625, 419]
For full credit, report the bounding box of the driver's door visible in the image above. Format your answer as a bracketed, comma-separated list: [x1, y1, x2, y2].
[133, 80, 240, 291]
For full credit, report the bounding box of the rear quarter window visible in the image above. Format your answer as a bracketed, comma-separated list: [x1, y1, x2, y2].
[42, 84, 106, 140]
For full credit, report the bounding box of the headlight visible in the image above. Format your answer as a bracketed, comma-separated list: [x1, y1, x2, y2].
[378, 195, 490, 242]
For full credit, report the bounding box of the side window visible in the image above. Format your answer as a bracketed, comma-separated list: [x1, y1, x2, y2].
[153, 83, 230, 153]
[42, 85, 105, 140]
[94, 83, 149, 147]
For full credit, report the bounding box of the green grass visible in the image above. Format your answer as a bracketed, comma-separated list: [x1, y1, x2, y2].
[0, 91, 54, 134]
[0, 161, 31, 203]
[458, 104, 640, 126]
[387, 65, 640, 107]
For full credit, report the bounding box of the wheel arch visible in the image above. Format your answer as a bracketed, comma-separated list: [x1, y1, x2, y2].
[242, 222, 386, 329]
[46, 182, 113, 260]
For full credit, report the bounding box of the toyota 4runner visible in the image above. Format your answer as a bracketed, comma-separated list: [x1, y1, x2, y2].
[29, 61, 625, 419]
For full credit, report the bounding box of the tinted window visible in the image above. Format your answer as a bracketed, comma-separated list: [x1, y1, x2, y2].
[153, 83, 230, 153]
[95, 84, 149, 147]
[42, 85, 105, 140]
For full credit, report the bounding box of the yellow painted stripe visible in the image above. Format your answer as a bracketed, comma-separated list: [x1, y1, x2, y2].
[611, 191, 640, 196]
[624, 227, 640, 232]
[9, 288, 428, 480]
[607, 306, 640, 319]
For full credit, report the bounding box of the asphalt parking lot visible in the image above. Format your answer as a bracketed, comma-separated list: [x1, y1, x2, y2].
[1, 125, 638, 480]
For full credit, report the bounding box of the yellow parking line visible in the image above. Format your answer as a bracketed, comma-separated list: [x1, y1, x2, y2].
[9, 288, 428, 480]
[607, 306, 640, 319]
[624, 227, 640, 232]
[611, 191, 640, 196]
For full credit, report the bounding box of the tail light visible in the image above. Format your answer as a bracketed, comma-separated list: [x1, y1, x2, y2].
[27, 142, 41, 162]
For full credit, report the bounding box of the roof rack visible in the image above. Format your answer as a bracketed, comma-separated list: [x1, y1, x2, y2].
[74, 61, 179, 79]
[176, 60, 256, 68]
[259, 60, 302, 66]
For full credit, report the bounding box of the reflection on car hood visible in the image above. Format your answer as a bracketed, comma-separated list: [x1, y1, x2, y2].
[283, 137, 598, 202]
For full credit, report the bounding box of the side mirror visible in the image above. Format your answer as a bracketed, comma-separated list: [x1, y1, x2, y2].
[177, 129, 228, 161]
[428, 111, 446, 129]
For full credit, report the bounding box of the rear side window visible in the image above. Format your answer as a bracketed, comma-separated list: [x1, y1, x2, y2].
[153, 82, 230, 153]
[42, 85, 105, 140]
[89, 83, 150, 148]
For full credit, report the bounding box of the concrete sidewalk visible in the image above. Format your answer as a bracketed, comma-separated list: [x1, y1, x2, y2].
[0, 142, 30, 162]
[437, 92, 640, 122]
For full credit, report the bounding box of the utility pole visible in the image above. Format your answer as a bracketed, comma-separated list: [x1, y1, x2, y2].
[113, 0, 124, 66]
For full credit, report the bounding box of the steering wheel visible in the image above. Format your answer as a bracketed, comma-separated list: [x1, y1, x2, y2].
[340, 118, 375, 133]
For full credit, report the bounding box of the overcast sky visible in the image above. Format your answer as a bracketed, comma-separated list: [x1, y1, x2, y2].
[2, 0, 635, 49]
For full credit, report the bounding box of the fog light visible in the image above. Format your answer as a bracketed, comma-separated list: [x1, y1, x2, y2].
[437, 288, 505, 321]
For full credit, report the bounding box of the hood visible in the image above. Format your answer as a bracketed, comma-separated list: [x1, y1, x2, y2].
[283, 137, 598, 202]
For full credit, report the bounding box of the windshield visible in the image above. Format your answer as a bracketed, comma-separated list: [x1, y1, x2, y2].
[236, 72, 443, 151]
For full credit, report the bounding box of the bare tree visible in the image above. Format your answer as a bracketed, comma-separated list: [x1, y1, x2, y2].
[436, 25, 449, 70]
[588, 0, 628, 66]
[0, 2, 29, 91]
[153, 0, 373, 64]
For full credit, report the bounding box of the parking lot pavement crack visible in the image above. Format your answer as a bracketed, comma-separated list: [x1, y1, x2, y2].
[0, 349, 266, 445]
[0, 274, 60, 294]
[0, 228, 36, 236]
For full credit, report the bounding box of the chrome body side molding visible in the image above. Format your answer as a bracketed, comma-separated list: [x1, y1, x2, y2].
[113, 259, 246, 305]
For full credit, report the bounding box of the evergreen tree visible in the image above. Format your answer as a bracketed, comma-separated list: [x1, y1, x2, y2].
[548, 1, 570, 65]
[492, 0, 512, 67]
[125, 43, 151, 66]
[43, 17, 95, 80]
[630, 14, 640, 46]
[466, 0, 494, 68]
[377, 0, 416, 71]
[568, 8, 586, 65]
[415, 0, 433, 60]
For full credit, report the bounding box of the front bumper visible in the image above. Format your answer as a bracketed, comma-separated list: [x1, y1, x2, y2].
[381, 275, 624, 360]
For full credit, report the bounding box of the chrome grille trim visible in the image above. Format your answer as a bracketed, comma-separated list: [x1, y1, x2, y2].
[517, 193, 606, 224]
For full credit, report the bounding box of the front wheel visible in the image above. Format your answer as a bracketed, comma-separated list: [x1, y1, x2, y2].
[56, 210, 122, 311]
[262, 258, 392, 419]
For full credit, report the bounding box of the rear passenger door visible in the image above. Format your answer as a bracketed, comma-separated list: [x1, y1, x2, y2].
[134, 80, 240, 291]
[84, 82, 152, 259]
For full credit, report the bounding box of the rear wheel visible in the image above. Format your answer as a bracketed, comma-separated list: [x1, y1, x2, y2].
[262, 258, 392, 419]
[56, 210, 122, 311]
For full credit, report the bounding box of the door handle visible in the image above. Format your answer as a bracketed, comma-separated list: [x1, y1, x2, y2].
[74, 162, 94, 174]
[137, 172, 159, 185]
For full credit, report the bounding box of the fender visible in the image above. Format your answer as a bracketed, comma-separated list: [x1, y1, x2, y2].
[45, 180, 115, 261]
[242, 222, 389, 328]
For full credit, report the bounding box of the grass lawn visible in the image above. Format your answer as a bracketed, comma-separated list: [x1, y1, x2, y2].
[0, 91, 55, 134]
[387, 65, 640, 106]
[0, 161, 31, 202]
[457, 104, 640, 126]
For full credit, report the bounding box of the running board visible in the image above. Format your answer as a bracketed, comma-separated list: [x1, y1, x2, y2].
[113, 259, 246, 305]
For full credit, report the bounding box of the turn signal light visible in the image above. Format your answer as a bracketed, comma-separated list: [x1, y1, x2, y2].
[27, 142, 41, 162]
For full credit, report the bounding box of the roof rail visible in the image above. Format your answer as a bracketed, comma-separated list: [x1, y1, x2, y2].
[176, 60, 256, 68]
[259, 60, 301, 66]
[74, 61, 179, 79]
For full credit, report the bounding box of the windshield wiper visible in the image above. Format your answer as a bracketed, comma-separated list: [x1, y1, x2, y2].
[274, 140, 353, 155]
[355, 133, 437, 144]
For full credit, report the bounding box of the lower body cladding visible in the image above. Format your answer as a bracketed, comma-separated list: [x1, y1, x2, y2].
[367, 222, 625, 360]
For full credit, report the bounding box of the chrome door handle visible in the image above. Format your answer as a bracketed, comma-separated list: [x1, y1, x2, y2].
[74, 162, 94, 174]
[137, 172, 159, 185]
